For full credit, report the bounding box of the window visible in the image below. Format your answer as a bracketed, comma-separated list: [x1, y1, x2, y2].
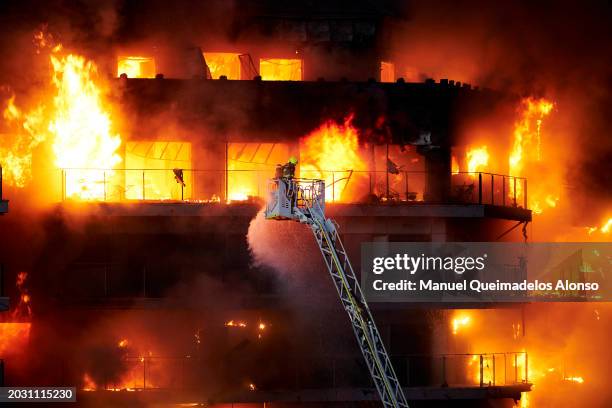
[227, 143, 289, 201]
[380, 61, 395, 83]
[203, 52, 241, 79]
[124, 142, 192, 200]
[259, 58, 303, 81]
[117, 57, 156, 78]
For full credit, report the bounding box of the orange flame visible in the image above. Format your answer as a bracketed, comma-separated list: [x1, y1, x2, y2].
[50, 52, 122, 199]
[117, 56, 156, 78]
[260, 58, 302, 81]
[0, 322, 31, 355]
[601, 218, 612, 233]
[225, 320, 247, 328]
[82, 338, 158, 391]
[2, 31, 122, 198]
[82, 373, 97, 391]
[467, 145, 489, 173]
[300, 116, 366, 202]
[12, 271, 32, 319]
[451, 314, 471, 335]
[1, 96, 46, 187]
[509, 97, 554, 210]
[451, 156, 460, 175]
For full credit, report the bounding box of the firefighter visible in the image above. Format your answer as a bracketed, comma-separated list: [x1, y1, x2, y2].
[282, 157, 298, 179]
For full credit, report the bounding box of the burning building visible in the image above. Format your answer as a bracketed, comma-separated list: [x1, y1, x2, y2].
[0, 1, 610, 407]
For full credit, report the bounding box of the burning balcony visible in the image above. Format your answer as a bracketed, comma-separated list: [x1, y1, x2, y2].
[76, 351, 531, 401]
[56, 167, 527, 210]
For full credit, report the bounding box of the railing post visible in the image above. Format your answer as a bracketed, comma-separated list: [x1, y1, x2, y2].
[442, 355, 447, 386]
[502, 176, 506, 206]
[504, 353, 507, 385]
[513, 177, 517, 207]
[525, 353, 528, 382]
[492, 355, 496, 385]
[142, 171, 145, 200]
[405, 357, 410, 387]
[478, 173, 483, 204]
[490, 174, 494, 205]
[524, 179, 528, 209]
[480, 355, 484, 387]
[386, 143, 390, 199]
[515, 353, 518, 383]
[143, 357, 146, 390]
[225, 142, 229, 202]
[404, 171, 409, 200]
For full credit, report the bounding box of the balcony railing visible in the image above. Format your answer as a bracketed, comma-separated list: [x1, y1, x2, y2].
[56, 168, 527, 209]
[77, 351, 529, 391]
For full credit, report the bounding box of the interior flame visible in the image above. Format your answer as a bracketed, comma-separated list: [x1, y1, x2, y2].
[117, 56, 156, 78]
[509, 97, 554, 211]
[50, 53, 122, 199]
[466, 145, 489, 174]
[300, 115, 367, 202]
[1, 31, 122, 200]
[1, 96, 46, 187]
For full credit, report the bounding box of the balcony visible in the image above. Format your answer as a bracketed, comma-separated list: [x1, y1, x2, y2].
[74, 352, 530, 404]
[55, 168, 528, 210]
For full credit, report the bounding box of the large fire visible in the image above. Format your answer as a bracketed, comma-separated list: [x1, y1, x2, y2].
[82, 338, 157, 391]
[1, 31, 122, 200]
[50, 53, 122, 199]
[1, 97, 46, 187]
[509, 97, 555, 212]
[300, 115, 367, 202]
[447, 307, 601, 408]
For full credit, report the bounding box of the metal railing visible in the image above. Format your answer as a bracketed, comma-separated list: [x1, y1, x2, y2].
[56, 168, 528, 209]
[85, 356, 192, 391]
[81, 351, 528, 391]
[451, 172, 528, 208]
[399, 352, 529, 388]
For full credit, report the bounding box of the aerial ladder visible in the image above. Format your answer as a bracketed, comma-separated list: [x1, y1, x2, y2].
[265, 177, 409, 408]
